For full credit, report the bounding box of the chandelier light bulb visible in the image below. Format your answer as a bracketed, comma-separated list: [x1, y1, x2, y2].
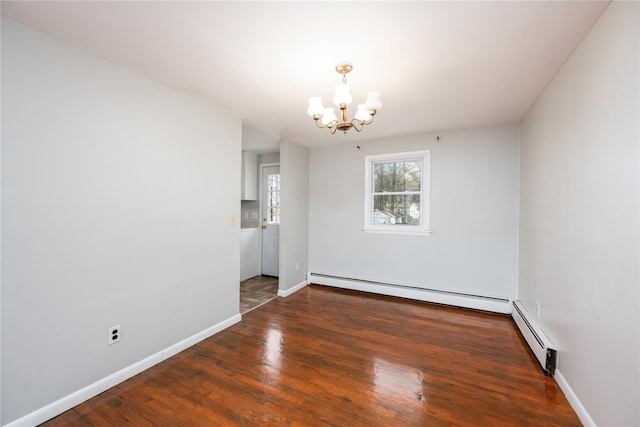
[321, 108, 337, 126]
[307, 97, 324, 117]
[354, 104, 371, 123]
[333, 83, 352, 107]
[365, 91, 382, 111]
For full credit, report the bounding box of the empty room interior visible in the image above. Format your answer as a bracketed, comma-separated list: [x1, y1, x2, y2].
[1, 1, 638, 426]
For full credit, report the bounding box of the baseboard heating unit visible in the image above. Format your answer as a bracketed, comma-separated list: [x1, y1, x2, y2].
[307, 273, 511, 314]
[511, 300, 557, 376]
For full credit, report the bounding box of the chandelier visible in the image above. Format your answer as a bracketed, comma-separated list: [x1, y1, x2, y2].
[307, 62, 382, 135]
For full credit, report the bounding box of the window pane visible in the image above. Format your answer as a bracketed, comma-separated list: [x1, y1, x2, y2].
[373, 194, 420, 225]
[267, 173, 280, 224]
[373, 160, 421, 192]
[365, 150, 429, 232]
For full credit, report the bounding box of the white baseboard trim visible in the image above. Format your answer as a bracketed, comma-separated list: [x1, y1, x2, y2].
[277, 279, 308, 297]
[4, 314, 242, 427]
[308, 273, 511, 314]
[555, 369, 596, 427]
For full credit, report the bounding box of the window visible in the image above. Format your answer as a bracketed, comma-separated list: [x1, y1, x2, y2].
[364, 150, 430, 234]
[266, 172, 280, 224]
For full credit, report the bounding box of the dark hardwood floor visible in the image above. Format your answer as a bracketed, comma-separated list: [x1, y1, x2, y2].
[41, 285, 580, 426]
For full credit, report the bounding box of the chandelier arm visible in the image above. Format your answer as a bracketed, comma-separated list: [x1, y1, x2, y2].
[329, 125, 339, 135]
[351, 120, 364, 132]
[314, 119, 338, 130]
[365, 113, 376, 126]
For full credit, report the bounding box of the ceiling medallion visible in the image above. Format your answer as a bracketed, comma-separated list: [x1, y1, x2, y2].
[307, 62, 382, 135]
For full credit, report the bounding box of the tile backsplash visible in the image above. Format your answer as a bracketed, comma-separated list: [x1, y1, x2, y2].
[241, 200, 259, 228]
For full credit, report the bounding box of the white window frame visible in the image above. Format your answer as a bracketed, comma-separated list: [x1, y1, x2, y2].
[363, 150, 431, 235]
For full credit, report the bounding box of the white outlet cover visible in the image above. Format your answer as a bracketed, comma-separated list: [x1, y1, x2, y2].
[108, 325, 121, 344]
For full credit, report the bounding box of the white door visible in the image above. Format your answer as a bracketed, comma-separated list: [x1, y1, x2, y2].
[261, 166, 280, 277]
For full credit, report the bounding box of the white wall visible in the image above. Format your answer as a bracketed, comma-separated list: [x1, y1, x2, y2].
[519, 2, 639, 425]
[309, 125, 520, 300]
[279, 140, 309, 291]
[259, 152, 280, 165]
[1, 16, 241, 424]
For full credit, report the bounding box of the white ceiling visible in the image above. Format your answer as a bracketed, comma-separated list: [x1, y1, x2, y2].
[2, 1, 609, 153]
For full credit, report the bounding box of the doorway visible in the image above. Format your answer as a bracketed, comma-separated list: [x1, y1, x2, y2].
[239, 275, 278, 313]
[261, 165, 280, 277]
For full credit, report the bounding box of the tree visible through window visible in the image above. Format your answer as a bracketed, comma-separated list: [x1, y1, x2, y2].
[267, 173, 280, 224]
[364, 150, 430, 233]
[373, 160, 421, 225]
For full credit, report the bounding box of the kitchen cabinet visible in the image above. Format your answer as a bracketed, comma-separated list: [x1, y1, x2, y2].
[241, 151, 258, 200]
[240, 228, 260, 281]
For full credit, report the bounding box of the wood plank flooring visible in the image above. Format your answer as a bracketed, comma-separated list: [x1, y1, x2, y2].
[41, 285, 580, 426]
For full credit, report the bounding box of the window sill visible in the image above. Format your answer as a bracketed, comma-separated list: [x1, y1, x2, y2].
[362, 228, 432, 236]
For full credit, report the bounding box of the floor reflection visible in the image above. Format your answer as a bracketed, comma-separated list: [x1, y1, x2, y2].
[262, 326, 283, 380]
[373, 357, 426, 408]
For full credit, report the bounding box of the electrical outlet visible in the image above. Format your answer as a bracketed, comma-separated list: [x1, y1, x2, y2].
[109, 325, 121, 345]
[535, 301, 541, 316]
[295, 262, 300, 270]
[230, 215, 236, 226]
